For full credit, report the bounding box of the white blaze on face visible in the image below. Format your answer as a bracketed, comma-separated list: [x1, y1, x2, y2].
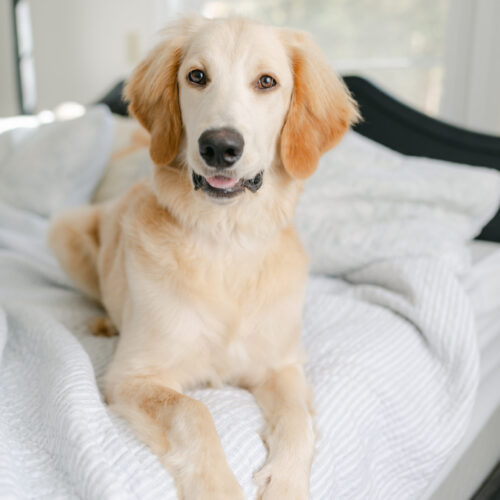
[178, 19, 294, 182]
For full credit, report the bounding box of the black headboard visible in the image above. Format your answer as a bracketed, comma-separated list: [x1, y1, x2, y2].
[97, 76, 500, 242]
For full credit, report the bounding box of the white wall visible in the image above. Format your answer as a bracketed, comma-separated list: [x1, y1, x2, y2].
[0, 0, 18, 116]
[0, 0, 184, 116]
[440, 0, 500, 135]
[27, 0, 167, 110]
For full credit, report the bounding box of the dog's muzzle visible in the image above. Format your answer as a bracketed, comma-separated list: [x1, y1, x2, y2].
[192, 171, 263, 199]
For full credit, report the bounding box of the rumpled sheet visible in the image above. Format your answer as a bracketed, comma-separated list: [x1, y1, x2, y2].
[0, 193, 488, 499]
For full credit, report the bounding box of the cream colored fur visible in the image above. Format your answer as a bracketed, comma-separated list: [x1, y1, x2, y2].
[49, 16, 358, 500]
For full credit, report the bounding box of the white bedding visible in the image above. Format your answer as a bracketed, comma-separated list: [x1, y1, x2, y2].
[0, 203, 489, 500]
[426, 241, 500, 499]
[1, 114, 500, 500]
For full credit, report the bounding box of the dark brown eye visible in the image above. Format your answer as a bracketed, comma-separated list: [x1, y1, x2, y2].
[188, 69, 207, 86]
[256, 75, 277, 90]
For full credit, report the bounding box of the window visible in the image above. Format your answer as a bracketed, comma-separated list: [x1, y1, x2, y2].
[173, 0, 450, 116]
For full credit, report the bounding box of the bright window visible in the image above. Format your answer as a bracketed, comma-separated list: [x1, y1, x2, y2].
[178, 0, 450, 116]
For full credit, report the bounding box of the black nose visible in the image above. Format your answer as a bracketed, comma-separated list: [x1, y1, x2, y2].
[198, 128, 244, 168]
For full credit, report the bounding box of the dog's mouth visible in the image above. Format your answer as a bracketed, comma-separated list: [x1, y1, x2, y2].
[192, 171, 263, 198]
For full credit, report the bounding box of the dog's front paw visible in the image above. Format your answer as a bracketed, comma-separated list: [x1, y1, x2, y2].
[254, 461, 309, 500]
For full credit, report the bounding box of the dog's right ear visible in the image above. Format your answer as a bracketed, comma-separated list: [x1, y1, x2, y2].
[124, 17, 203, 166]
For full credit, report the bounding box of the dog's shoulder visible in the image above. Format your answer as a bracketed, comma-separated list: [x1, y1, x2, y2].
[107, 179, 181, 272]
[109, 179, 178, 238]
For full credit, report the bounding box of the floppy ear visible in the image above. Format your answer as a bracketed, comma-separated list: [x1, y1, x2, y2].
[123, 17, 203, 166]
[280, 31, 360, 180]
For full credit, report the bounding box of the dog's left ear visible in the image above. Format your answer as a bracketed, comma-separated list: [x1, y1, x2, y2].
[280, 31, 360, 180]
[124, 17, 203, 166]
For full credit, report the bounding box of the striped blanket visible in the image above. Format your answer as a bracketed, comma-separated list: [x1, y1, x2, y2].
[1, 129, 500, 499]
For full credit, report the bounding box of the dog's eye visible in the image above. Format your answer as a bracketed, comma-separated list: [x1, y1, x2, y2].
[187, 69, 207, 86]
[256, 75, 277, 90]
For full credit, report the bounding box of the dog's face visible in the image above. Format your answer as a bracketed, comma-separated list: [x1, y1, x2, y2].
[178, 19, 294, 201]
[125, 17, 359, 204]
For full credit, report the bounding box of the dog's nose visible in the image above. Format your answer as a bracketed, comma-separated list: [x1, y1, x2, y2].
[198, 128, 244, 168]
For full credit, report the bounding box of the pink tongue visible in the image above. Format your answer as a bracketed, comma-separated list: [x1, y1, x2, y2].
[206, 176, 239, 189]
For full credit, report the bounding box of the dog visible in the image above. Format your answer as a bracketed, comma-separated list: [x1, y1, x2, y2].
[49, 16, 359, 500]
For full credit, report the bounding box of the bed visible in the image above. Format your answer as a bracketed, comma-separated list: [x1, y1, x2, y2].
[0, 76, 499, 500]
[97, 75, 500, 499]
[428, 239, 500, 499]
[343, 76, 500, 500]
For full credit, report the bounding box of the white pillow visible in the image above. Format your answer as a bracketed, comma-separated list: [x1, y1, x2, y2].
[0, 106, 113, 217]
[295, 131, 500, 275]
[92, 115, 152, 203]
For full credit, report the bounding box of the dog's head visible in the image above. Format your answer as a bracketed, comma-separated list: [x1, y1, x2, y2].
[125, 17, 359, 204]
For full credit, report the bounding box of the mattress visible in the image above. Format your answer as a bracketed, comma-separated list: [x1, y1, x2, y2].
[426, 240, 500, 499]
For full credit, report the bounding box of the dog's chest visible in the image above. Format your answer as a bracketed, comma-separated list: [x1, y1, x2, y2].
[174, 242, 276, 329]
[141, 231, 307, 383]
[122, 218, 307, 385]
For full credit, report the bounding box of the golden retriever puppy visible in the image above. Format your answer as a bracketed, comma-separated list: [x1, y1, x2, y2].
[49, 16, 358, 500]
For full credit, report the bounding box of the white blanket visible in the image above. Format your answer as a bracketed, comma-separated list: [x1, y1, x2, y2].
[1, 129, 499, 499]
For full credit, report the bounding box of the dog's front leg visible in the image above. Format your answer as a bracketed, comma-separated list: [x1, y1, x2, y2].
[108, 377, 244, 500]
[252, 364, 315, 500]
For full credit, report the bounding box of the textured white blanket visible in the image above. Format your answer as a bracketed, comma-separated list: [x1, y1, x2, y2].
[1, 130, 499, 499]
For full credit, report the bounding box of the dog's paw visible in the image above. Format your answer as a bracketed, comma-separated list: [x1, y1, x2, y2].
[89, 316, 118, 337]
[254, 461, 309, 500]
